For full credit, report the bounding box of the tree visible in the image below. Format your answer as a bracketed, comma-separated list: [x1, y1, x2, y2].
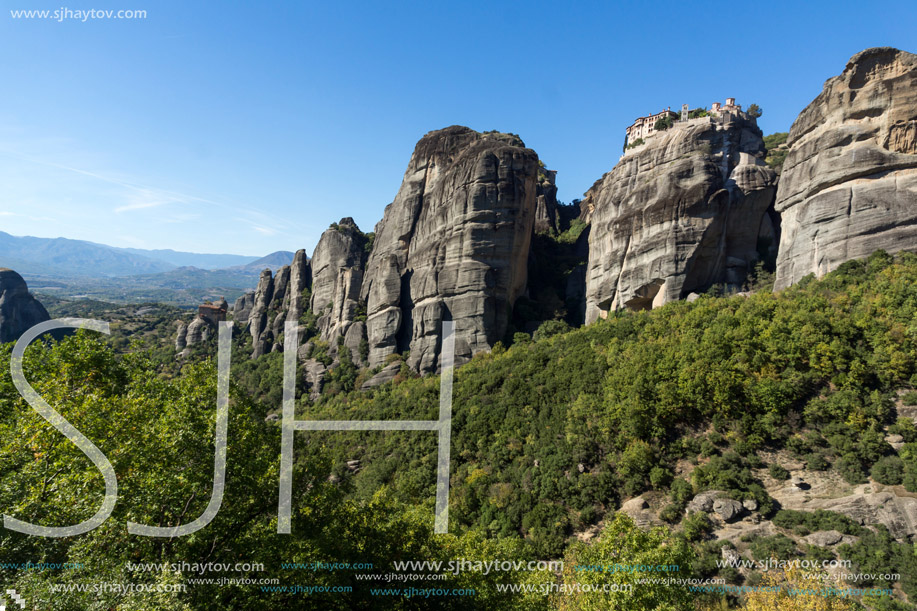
[654, 115, 675, 131]
[741, 565, 857, 610]
[747, 103, 763, 118]
[560, 513, 694, 611]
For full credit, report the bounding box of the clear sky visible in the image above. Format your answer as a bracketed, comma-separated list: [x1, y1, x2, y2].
[0, 0, 913, 256]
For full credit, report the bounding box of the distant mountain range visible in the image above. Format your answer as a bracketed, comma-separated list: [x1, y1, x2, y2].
[0, 231, 296, 305]
[0, 231, 294, 277]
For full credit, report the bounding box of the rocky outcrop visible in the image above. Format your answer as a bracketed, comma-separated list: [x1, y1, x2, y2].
[361, 126, 540, 372]
[303, 359, 327, 401]
[360, 361, 401, 390]
[284, 249, 310, 325]
[310, 219, 367, 357]
[249, 269, 275, 357]
[774, 47, 917, 290]
[185, 317, 210, 346]
[233, 292, 255, 326]
[175, 322, 188, 351]
[583, 110, 777, 323]
[246, 249, 311, 358]
[534, 169, 559, 233]
[0, 269, 50, 343]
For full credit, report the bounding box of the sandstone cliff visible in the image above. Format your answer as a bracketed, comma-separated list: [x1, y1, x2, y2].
[247, 249, 311, 357]
[360, 126, 540, 372]
[0, 268, 51, 343]
[773, 47, 917, 289]
[534, 168, 559, 234]
[583, 111, 777, 323]
[309, 218, 368, 363]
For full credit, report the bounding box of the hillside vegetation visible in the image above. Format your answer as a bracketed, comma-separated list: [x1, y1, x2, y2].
[1, 251, 916, 609]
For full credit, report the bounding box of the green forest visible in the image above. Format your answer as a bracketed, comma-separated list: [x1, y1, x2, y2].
[2, 250, 917, 610]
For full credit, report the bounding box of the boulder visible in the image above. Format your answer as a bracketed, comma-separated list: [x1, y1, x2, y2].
[774, 47, 917, 289]
[713, 498, 746, 522]
[804, 530, 844, 547]
[620, 497, 649, 513]
[687, 490, 725, 514]
[360, 362, 402, 390]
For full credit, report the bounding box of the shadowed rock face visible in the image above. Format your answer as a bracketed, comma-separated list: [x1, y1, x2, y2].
[534, 169, 559, 234]
[0, 268, 50, 343]
[583, 112, 777, 323]
[774, 47, 917, 290]
[360, 126, 540, 372]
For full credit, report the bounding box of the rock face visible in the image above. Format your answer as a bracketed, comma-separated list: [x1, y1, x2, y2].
[0, 269, 50, 343]
[534, 169, 559, 234]
[361, 126, 540, 372]
[233, 292, 255, 326]
[249, 269, 275, 357]
[246, 249, 311, 358]
[285, 249, 310, 325]
[310, 219, 367, 359]
[583, 111, 777, 323]
[773, 47, 917, 290]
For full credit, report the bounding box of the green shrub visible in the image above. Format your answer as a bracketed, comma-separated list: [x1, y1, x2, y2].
[670, 478, 693, 506]
[533, 319, 571, 341]
[682, 512, 714, 541]
[750, 535, 799, 562]
[768, 463, 790, 480]
[659, 503, 682, 524]
[902, 390, 917, 406]
[888, 418, 917, 442]
[772, 509, 866, 536]
[837, 453, 869, 484]
[870, 456, 904, 485]
[805, 453, 829, 471]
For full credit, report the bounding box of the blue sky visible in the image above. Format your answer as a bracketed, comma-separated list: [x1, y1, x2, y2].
[0, 0, 913, 256]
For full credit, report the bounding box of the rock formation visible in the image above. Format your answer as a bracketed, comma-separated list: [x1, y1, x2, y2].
[233, 292, 255, 325]
[309, 219, 367, 362]
[773, 47, 917, 289]
[360, 126, 540, 372]
[534, 168, 559, 234]
[0, 268, 51, 343]
[245, 249, 311, 358]
[583, 109, 777, 323]
[284, 249, 310, 325]
[248, 269, 275, 357]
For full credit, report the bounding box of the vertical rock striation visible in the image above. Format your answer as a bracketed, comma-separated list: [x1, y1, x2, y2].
[583, 110, 777, 323]
[360, 126, 540, 372]
[773, 47, 917, 289]
[247, 249, 312, 358]
[309, 219, 367, 360]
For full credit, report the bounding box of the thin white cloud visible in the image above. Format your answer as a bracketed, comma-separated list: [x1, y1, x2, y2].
[0, 149, 224, 214]
[0, 210, 55, 222]
[252, 225, 278, 236]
